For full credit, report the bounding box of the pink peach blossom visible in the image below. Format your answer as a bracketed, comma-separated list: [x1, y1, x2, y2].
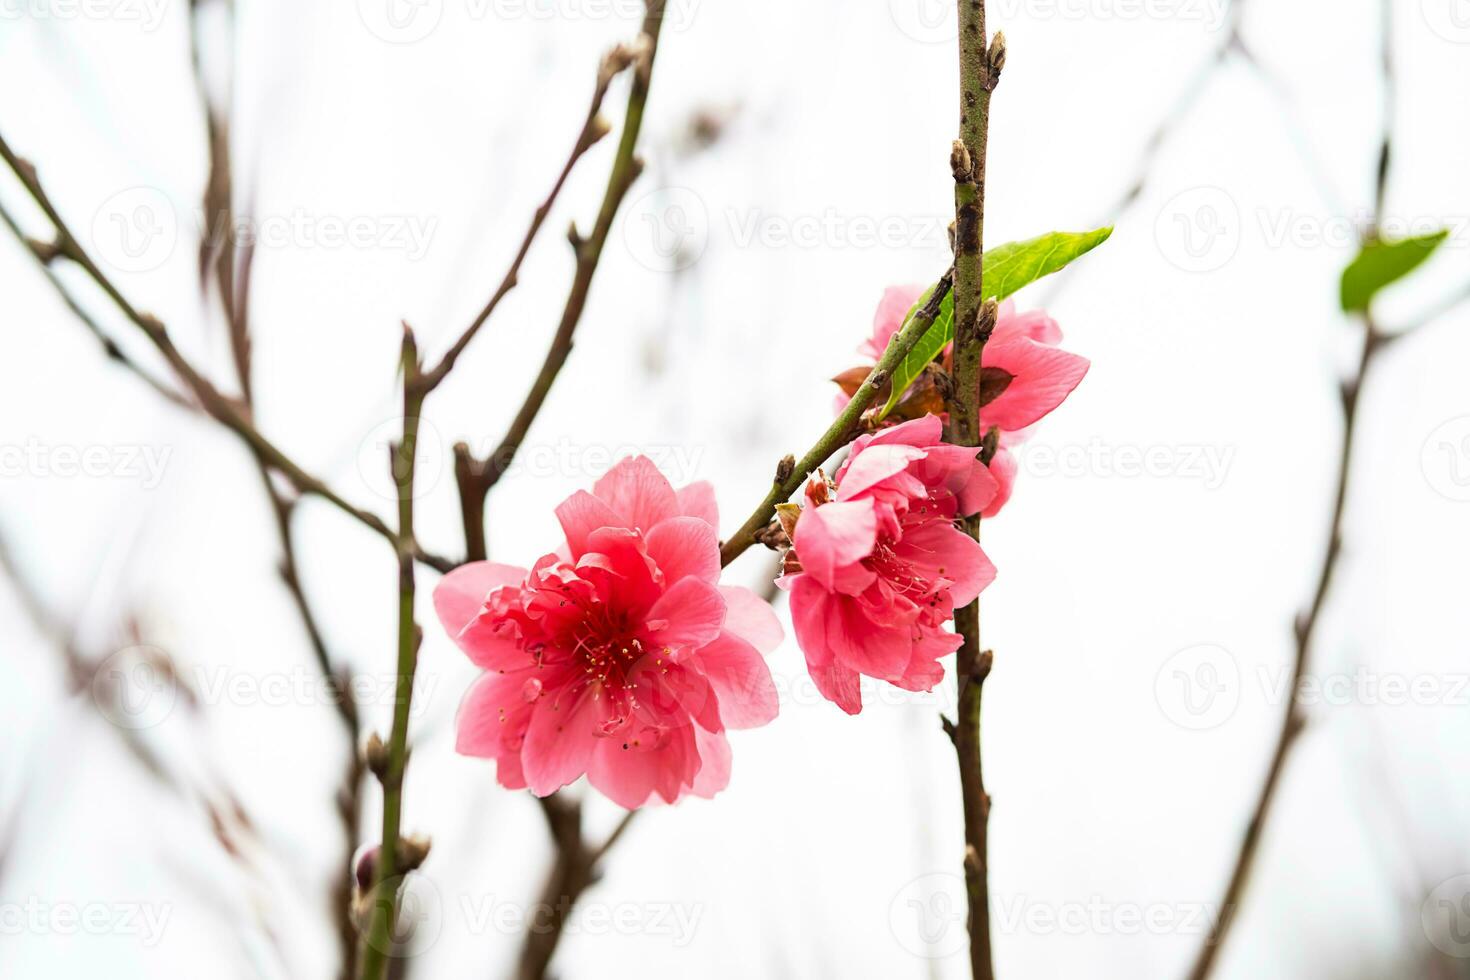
[853, 286, 1089, 516]
[434, 457, 781, 808]
[782, 416, 997, 713]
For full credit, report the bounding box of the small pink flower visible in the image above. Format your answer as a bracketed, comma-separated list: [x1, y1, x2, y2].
[433, 457, 782, 808]
[782, 416, 997, 714]
[850, 286, 1090, 516]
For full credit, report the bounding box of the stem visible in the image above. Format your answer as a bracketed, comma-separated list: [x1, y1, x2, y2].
[454, 0, 670, 552]
[949, 4, 998, 977]
[1188, 5, 1393, 975]
[718, 271, 955, 568]
[0, 131, 455, 574]
[359, 330, 427, 979]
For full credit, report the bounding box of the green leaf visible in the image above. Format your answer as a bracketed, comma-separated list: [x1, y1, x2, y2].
[1340, 230, 1449, 312]
[981, 227, 1113, 304]
[878, 227, 1112, 419]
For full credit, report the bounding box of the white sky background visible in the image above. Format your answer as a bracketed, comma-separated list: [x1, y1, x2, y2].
[2, 0, 1470, 977]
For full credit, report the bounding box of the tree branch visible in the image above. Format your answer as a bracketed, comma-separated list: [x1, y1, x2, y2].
[718, 271, 954, 568]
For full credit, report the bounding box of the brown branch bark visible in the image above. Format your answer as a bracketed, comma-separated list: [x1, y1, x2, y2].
[453, 3, 668, 560]
[1187, 3, 1396, 975]
[947, 3, 1001, 978]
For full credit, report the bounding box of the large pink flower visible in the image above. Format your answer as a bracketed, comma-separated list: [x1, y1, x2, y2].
[433, 457, 782, 809]
[850, 285, 1090, 516]
[782, 416, 997, 714]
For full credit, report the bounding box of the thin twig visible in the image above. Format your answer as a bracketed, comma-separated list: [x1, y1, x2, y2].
[1186, 3, 1397, 975]
[360, 328, 428, 980]
[947, 2, 999, 977]
[419, 50, 634, 391]
[453, 5, 668, 558]
[0, 131, 455, 574]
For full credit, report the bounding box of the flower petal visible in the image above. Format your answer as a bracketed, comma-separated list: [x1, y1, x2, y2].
[521, 681, 604, 797]
[791, 499, 878, 590]
[555, 490, 626, 558]
[981, 447, 1018, 518]
[675, 480, 719, 528]
[593, 456, 679, 531]
[645, 516, 720, 586]
[432, 561, 526, 637]
[979, 338, 1089, 432]
[894, 520, 997, 607]
[695, 631, 778, 729]
[644, 576, 727, 651]
[718, 585, 783, 655]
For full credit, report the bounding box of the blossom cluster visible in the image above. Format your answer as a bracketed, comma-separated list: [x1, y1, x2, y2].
[434, 287, 1087, 807]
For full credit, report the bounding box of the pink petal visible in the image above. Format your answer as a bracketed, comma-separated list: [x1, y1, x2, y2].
[894, 520, 997, 607]
[688, 727, 733, 799]
[645, 516, 720, 586]
[981, 447, 1018, 518]
[675, 481, 719, 529]
[809, 660, 864, 716]
[834, 444, 926, 502]
[521, 681, 604, 797]
[644, 576, 727, 651]
[979, 338, 1090, 432]
[455, 671, 534, 790]
[791, 499, 878, 590]
[695, 631, 778, 729]
[863, 414, 943, 449]
[860, 284, 927, 360]
[432, 561, 526, 637]
[555, 490, 625, 558]
[991, 300, 1063, 345]
[718, 585, 783, 655]
[592, 456, 679, 531]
